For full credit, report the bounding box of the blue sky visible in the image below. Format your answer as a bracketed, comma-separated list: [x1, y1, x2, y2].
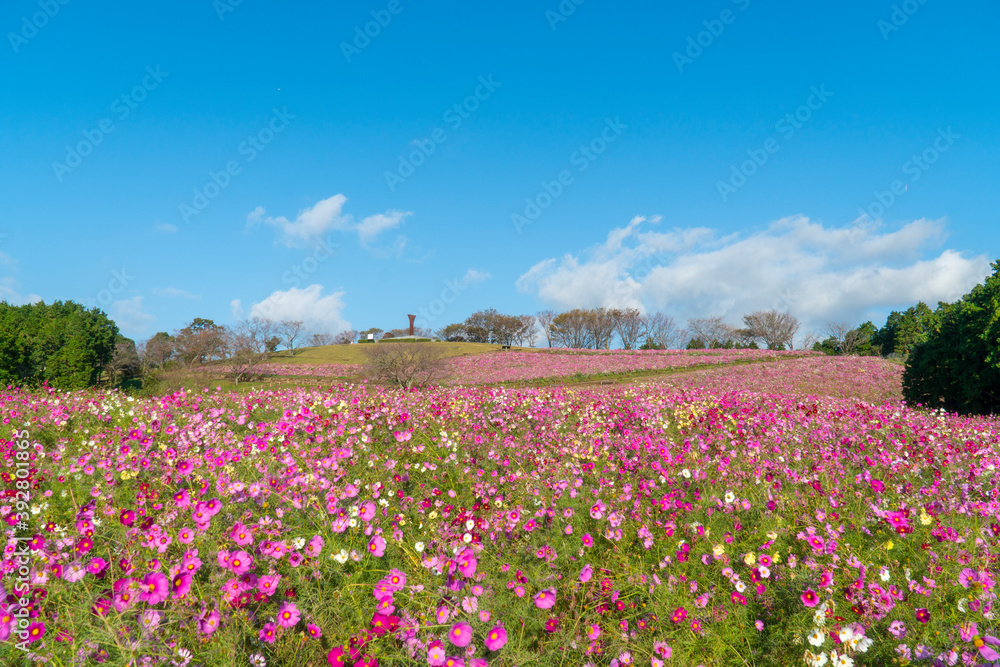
[2, 0, 997, 344]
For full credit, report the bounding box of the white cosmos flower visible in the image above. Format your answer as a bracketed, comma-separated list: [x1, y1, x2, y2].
[465, 520, 475, 530]
[724, 491, 735, 503]
[808, 629, 826, 647]
[681, 469, 691, 478]
[414, 541, 425, 552]
[462, 533, 473, 544]
[813, 610, 827, 626]
[735, 581, 747, 593]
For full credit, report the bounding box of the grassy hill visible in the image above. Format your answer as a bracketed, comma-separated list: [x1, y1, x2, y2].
[275, 341, 546, 365]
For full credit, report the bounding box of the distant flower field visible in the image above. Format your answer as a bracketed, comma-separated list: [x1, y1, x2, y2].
[2, 357, 998, 666]
[249, 348, 816, 385]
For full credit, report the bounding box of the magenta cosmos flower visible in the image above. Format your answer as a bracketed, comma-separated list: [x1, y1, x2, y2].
[448, 622, 473, 647]
[228, 550, 253, 576]
[368, 535, 386, 558]
[800, 589, 820, 607]
[139, 572, 169, 604]
[485, 625, 507, 650]
[277, 602, 301, 628]
[534, 588, 556, 609]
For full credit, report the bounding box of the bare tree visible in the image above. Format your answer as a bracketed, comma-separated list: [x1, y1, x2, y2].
[361, 342, 448, 388]
[742, 310, 800, 350]
[139, 332, 174, 371]
[104, 339, 141, 385]
[800, 331, 819, 351]
[222, 318, 274, 383]
[824, 321, 869, 356]
[686, 316, 736, 348]
[551, 309, 594, 349]
[644, 312, 681, 349]
[613, 308, 644, 350]
[585, 307, 617, 349]
[329, 330, 355, 345]
[536, 310, 556, 348]
[309, 332, 337, 347]
[174, 319, 226, 367]
[491, 314, 523, 347]
[279, 320, 306, 356]
[516, 314, 537, 347]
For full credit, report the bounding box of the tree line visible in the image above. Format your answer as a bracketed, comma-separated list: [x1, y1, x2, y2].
[426, 308, 801, 351]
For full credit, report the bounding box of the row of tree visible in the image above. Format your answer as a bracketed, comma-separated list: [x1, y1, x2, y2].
[427, 308, 801, 351]
[814, 302, 939, 358]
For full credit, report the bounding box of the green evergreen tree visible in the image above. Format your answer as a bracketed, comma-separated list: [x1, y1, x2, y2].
[903, 263, 1000, 414]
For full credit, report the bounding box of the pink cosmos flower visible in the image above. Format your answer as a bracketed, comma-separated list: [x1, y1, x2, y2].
[368, 535, 386, 558]
[580, 564, 593, 583]
[427, 642, 447, 666]
[448, 622, 473, 647]
[24, 621, 45, 643]
[485, 625, 507, 650]
[231, 522, 254, 546]
[260, 622, 277, 644]
[457, 549, 478, 577]
[800, 589, 819, 607]
[394, 430, 412, 442]
[307, 623, 322, 638]
[307, 535, 324, 557]
[587, 623, 601, 640]
[228, 550, 253, 575]
[974, 635, 1000, 661]
[171, 572, 192, 598]
[534, 588, 556, 609]
[277, 602, 301, 628]
[139, 572, 169, 605]
[198, 609, 221, 635]
[915, 607, 930, 623]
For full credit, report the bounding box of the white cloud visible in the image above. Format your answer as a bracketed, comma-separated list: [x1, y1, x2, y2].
[155, 222, 178, 233]
[357, 211, 409, 246]
[517, 215, 990, 335]
[250, 284, 350, 333]
[461, 268, 491, 286]
[111, 297, 155, 336]
[248, 194, 410, 249]
[153, 286, 200, 299]
[231, 299, 244, 319]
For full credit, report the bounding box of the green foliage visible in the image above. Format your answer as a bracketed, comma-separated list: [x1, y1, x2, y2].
[0, 300, 119, 389]
[903, 262, 1000, 414]
[685, 337, 706, 350]
[873, 302, 936, 356]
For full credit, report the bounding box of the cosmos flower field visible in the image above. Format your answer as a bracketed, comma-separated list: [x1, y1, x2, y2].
[2, 356, 999, 666]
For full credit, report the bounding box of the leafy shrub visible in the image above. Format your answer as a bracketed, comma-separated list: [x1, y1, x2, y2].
[903, 260, 1000, 414]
